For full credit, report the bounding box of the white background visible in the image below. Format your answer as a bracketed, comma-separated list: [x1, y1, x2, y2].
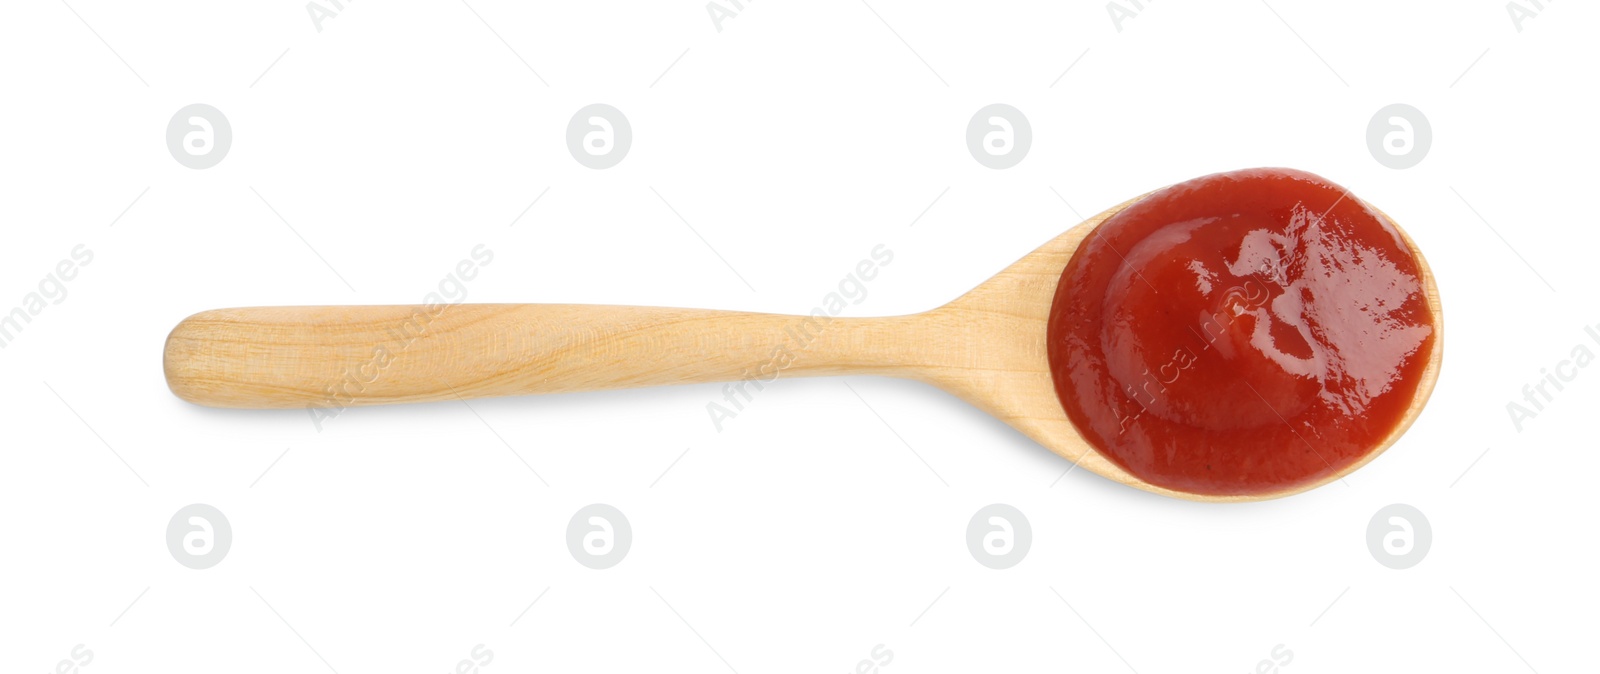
[2, 1, 1594, 672]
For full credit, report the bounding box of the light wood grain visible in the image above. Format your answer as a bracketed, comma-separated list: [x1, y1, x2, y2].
[164, 198, 1442, 502]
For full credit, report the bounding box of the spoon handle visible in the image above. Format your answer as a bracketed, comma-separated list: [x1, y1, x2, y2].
[164, 304, 927, 409]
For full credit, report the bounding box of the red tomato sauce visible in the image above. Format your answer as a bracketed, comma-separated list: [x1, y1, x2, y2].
[1047, 168, 1435, 496]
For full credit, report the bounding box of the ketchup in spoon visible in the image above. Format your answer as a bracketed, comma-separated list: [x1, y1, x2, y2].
[1047, 168, 1436, 496]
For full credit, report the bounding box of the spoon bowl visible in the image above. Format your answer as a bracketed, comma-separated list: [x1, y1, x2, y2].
[911, 196, 1441, 502]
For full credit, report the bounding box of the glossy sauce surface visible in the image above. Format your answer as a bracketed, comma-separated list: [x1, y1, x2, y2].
[1047, 168, 1435, 496]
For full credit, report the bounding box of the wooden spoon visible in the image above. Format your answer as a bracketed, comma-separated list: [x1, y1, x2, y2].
[164, 196, 1442, 502]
